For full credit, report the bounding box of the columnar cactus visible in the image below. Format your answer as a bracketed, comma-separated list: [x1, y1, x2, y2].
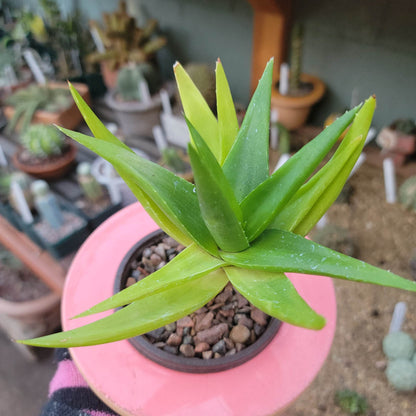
[398, 176, 416, 211]
[76, 162, 104, 202]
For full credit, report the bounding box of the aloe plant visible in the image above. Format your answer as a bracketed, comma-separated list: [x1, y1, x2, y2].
[18, 59, 416, 349]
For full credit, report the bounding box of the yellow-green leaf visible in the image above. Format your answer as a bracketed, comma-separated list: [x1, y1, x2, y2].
[18, 270, 229, 348]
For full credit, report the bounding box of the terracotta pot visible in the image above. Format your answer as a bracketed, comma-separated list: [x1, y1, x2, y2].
[271, 74, 325, 130]
[100, 62, 119, 90]
[62, 203, 337, 416]
[3, 82, 91, 131]
[12, 140, 77, 180]
[113, 229, 281, 373]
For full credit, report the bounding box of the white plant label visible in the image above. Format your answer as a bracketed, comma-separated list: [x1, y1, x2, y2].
[270, 109, 279, 150]
[383, 157, 397, 204]
[279, 63, 289, 95]
[11, 181, 33, 224]
[23, 50, 46, 85]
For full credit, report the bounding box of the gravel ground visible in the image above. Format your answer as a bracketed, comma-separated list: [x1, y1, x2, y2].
[287, 162, 416, 416]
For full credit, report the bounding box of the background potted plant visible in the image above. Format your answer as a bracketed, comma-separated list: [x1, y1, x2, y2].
[12, 124, 77, 179]
[3, 81, 90, 133]
[271, 23, 325, 130]
[18, 60, 416, 415]
[87, 0, 166, 90]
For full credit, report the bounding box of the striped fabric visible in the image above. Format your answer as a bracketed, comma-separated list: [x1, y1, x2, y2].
[40, 349, 118, 416]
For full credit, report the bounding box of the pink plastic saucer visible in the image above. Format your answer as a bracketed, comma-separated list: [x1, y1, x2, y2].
[62, 203, 337, 416]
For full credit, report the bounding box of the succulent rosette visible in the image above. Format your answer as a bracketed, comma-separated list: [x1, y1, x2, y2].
[19, 59, 416, 348]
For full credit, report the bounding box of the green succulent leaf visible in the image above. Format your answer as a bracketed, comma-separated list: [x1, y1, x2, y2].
[222, 58, 273, 202]
[221, 229, 416, 292]
[74, 243, 226, 318]
[58, 127, 218, 255]
[67, 82, 132, 153]
[271, 96, 376, 236]
[242, 104, 362, 241]
[225, 267, 325, 329]
[187, 120, 248, 252]
[18, 270, 229, 348]
[215, 59, 239, 164]
[174, 62, 220, 161]
[272, 134, 363, 235]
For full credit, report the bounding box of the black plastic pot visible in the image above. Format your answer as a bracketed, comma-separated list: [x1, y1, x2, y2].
[114, 229, 281, 374]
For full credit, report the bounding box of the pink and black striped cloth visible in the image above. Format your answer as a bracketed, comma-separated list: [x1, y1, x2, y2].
[40, 349, 118, 416]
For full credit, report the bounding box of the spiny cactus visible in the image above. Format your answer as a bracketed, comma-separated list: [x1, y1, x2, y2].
[398, 176, 416, 211]
[116, 63, 160, 101]
[289, 22, 303, 93]
[383, 331, 415, 360]
[391, 119, 416, 135]
[161, 147, 188, 174]
[20, 124, 66, 158]
[386, 359, 416, 392]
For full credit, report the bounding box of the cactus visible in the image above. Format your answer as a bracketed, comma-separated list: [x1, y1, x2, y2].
[116, 63, 160, 101]
[335, 390, 368, 415]
[386, 359, 416, 392]
[289, 22, 303, 93]
[398, 176, 416, 211]
[20, 125, 66, 158]
[77, 162, 104, 202]
[31, 180, 64, 229]
[383, 331, 415, 360]
[87, 0, 166, 71]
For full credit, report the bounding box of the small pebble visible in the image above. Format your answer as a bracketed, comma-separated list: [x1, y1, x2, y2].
[179, 344, 195, 358]
[230, 325, 251, 344]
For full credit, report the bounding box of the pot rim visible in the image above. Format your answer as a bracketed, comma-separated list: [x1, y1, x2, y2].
[113, 229, 281, 374]
[12, 139, 77, 177]
[271, 73, 325, 108]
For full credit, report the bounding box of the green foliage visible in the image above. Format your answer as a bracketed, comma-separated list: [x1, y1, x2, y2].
[20, 124, 65, 158]
[5, 85, 71, 133]
[17, 59, 416, 349]
[392, 119, 416, 135]
[160, 147, 188, 173]
[87, 0, 166, 71]
[335, 390, 368, 415]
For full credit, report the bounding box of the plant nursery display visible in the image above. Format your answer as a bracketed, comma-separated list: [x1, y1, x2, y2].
[19, 58, 416, 349]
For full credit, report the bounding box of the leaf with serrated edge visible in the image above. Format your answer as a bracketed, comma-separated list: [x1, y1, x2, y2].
[221, 229, 416, 292]
[174, 62, 220, 160]
[225, 267, 325, 329]
[222, 59, 273, 202]
[187, 119, 248, 252]
[216, 59, 239, 164]
[18, 270, 229, 348]
[67, 82, 132, 152]
[58, 127, 218, 256]
[242, 105, 361, 241]
[74, 243, 225, 318]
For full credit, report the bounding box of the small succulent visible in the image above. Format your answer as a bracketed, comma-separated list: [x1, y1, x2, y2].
[5, 85, 71, 133]
[335, 389, 368, 415]
[18, 59, 416, 348]
[20, 124, 65, 158]
[76, 162, 104, 202]
[398, 176, 416, 211]
[386, 359, 416, 392]
[87, 0, 166, 71]
[383, 331, 415, 360]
